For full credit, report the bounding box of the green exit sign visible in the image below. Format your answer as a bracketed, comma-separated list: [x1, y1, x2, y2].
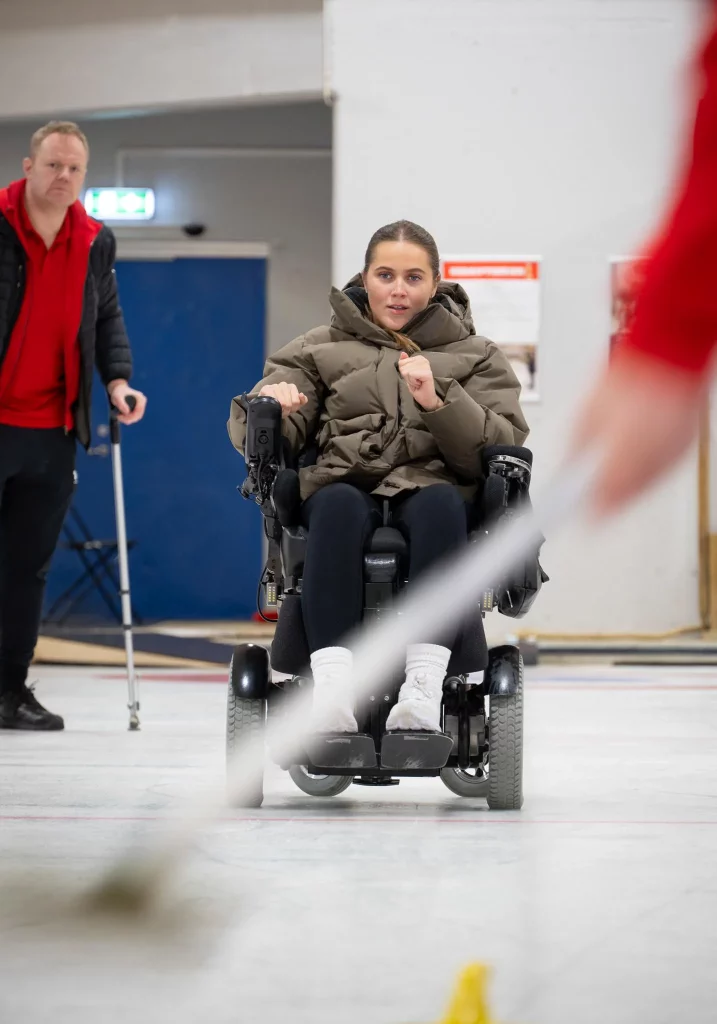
[84, 187, 156, 221]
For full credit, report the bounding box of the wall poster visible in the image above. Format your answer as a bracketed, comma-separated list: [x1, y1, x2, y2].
[440, 256, 541, 402]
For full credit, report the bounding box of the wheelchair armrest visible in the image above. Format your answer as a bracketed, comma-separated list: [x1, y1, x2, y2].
[273, 468, 302, 528]
[482, 444, 533, 464]
[475, 443, 548, 618]
[478, 444, 534, 526]
[481, 444, 533, 476]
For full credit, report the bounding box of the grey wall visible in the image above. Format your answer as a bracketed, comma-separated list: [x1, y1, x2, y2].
[0, 102, 333, 359]
[328, 0, 705, 635]
[2, 0, 709, 635]
[0, 0, 323, 118]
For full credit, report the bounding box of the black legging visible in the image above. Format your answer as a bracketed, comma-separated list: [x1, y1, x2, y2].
[301, 482, 472, 653]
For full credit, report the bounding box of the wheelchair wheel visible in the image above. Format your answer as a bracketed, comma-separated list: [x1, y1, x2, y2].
[486, 649, 524, 811]
[288, 765, 355, 797]
[226, 647, 269, 809]
[439, 767, 489, 798]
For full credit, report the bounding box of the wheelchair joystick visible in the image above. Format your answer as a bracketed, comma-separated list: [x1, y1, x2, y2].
[245, 396, 282, 463]
[238, 396, 289, 620]
[241, 396, 283, 504]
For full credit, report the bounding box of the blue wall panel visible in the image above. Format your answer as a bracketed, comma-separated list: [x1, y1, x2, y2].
[45, 256, 266, 622]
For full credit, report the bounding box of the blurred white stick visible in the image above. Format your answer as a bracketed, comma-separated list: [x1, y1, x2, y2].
[98, 453, 596, 901]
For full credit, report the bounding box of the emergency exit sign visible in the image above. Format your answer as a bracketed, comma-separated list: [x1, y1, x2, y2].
[84, 187, 156, 221]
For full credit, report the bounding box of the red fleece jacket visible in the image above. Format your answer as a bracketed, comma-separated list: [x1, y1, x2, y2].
[619, 4, 717, 374]
[0, 179, 102, 430]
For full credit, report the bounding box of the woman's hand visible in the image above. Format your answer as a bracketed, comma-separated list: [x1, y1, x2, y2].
[258, 382, 309, 418]
[398, 352, 443, 411]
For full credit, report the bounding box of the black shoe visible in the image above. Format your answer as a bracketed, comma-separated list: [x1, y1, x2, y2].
[0, 684, 64, 731]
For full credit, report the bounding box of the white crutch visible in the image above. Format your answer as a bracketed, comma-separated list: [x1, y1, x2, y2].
[109, 395, 140, 731]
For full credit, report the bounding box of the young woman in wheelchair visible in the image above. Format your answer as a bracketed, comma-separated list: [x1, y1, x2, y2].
[229, 220, 528, 737]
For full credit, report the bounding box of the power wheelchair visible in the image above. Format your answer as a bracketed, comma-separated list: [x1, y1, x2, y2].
[227, 395, 547, 809]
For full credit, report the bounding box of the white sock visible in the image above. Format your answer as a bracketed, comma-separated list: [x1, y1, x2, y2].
[309, 646, 358, 734]
[385, 643, 451, 732]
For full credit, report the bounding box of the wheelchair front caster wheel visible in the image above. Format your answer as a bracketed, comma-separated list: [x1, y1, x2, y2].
[288, 765, 354, 797]
[128, 713, 140, 731]
[439, 767, 488, 798]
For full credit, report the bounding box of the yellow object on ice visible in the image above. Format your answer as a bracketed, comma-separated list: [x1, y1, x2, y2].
[438, 963, 497, 1024]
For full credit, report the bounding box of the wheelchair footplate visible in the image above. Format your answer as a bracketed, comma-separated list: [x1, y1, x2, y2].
[307, 733, 377, 769]
[380, 731, 454, 770]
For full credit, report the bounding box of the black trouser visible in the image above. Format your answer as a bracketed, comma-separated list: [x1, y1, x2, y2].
[0, 426, 76, 692]
[301, 482, 473, 653]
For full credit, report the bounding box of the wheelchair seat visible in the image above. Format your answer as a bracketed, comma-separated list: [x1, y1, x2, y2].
[368, 526, 408, 557]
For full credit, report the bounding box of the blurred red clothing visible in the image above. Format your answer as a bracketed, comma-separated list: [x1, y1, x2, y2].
[619, 3, 717, 374]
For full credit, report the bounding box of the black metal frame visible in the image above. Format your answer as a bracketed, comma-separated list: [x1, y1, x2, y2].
[43, 505, 143, 626]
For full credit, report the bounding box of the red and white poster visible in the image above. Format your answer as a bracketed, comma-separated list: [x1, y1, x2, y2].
[440, 256, 541, 402]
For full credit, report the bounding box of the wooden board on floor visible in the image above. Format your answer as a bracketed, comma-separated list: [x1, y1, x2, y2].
[39, 628, 242, 664]
[33, 636, 218, 669]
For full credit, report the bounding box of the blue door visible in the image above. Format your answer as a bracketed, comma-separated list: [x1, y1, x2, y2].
[44, 256, 266, 621]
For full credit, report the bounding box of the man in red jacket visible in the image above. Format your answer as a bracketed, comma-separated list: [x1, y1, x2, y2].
[0, 122, 147, 731]
[575, 3, 717, 514]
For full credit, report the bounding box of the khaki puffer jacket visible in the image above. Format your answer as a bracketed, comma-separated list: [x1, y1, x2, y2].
[228, 277, 529, 500]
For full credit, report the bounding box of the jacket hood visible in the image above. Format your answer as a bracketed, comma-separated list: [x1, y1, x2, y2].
[328, 273, 476, 350]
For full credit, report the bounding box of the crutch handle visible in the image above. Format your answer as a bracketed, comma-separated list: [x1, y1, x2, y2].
[110, 394, 137, 416]
[109, 394, 137, 444]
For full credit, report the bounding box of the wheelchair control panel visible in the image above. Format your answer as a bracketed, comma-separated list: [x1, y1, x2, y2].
[239, 395, 287, 615]
[240, 395, 283, 506]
